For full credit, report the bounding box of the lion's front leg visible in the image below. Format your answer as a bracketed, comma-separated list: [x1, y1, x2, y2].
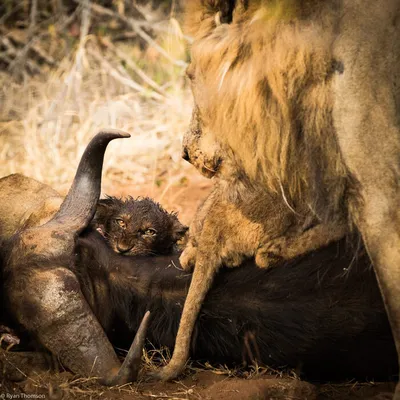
[154, 196, 243, 380]
[179, 236, 198, 271]
[179, 212, 206, 272]
[180, 211, 228, 271]
[182, 200, 258, 270]
[180, 187, 222, 271]
[152, 250, 221, 381]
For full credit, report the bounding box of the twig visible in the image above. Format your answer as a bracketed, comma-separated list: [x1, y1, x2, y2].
[0, 3, 23, 26]
[83, 1, 187, 68]
[75, 0, 91, 72]
[29, 0, 38, 37]
[100, 37, 169, 98]
[88, 47, 164, 101]
[25, 58, 41, 75]
[8, 38, 38, 75]
[6, 8, 79, 77]
[30, 43, 56, 66]
[5, 31, 56, 66]
[7, 0, 38, 75]
[131, 23, 187, 68]
[0, 37, 17, 57]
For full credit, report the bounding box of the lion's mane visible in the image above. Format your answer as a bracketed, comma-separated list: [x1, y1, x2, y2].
[185, 0, 349, 221]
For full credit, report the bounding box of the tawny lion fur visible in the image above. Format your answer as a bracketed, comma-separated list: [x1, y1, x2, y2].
[180, 180, 346, 270]
[178, 128, 346, 385]
[152, 1, 400, 394]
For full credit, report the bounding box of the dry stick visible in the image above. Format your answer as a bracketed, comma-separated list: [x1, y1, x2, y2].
[0, 3, 23, 25]
[84, 2, 187, 68]
[29, 43, 56, 66]
[76, 0, 192, 42]
[114, 22, 193, 43]
[0, 37, 18, 57]
[70, 1, 170, 101]
[28, 0, 38, 37]
[100, 38, 169, 98]
[130, 22, 187, 68]
[6, 8, 78, 76]
[80, 0, 147, 24]
[25, 58, 41, 75]
[7, 0, 38, 75]
[41, 7, 84, 123]
[0, 35, 40, 76]
[7, 38, 38, 76]
[4, 30, 56, 66]
[88, 47, 164, 101]
[51, 0, 65, 16]
[76, 0, 91, 72]
[73, 0, 91, 118]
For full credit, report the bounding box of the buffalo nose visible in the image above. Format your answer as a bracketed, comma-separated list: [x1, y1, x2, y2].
[117, 245, 132, 254]
[182, 147, 190, 161]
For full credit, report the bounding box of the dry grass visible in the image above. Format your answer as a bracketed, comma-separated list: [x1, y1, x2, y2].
[0, 9, 193, 193]
[3, 345, 303, 400]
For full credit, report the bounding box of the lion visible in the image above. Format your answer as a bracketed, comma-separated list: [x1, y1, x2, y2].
[152, 1, 400, 394]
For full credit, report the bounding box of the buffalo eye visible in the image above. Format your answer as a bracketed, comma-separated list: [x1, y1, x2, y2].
[115, 218, 126, 229]
[144, 228, 157, 237]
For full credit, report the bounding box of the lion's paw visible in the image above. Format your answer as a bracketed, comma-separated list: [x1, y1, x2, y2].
[255, 252, 272, 268]
[179, 244, 197, 271]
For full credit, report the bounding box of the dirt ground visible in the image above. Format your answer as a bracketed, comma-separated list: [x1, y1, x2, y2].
[0, 175, 397, 400]
[1, 353, 396, 400]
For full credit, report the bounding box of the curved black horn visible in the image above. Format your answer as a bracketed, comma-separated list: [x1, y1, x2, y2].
[52, 129, 130, 232]
[102, 310, 151, 386]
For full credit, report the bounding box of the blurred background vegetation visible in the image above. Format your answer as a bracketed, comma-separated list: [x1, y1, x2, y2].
[0, 0, 196, 197]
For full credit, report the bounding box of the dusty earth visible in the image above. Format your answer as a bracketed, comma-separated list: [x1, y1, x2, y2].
[0, 174, 397, 400]
[0, 350, 396, 400]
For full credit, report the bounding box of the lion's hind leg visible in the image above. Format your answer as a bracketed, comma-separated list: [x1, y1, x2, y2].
[280, 221, 348, 260]
[332, 4, 400, 398]
[254, 220, 347, 268]
[255, 241, 284, 268]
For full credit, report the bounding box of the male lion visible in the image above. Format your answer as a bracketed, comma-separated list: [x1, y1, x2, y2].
[155, 0, 400, 394]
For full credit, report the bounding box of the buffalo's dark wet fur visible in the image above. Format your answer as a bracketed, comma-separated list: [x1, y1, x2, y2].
[91, 196, 187, 256]
[76, 230, 397, 382]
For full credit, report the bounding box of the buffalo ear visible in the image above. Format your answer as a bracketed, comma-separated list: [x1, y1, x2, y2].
[171, 217, 189, 242]
[93, 197, 116, 225]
